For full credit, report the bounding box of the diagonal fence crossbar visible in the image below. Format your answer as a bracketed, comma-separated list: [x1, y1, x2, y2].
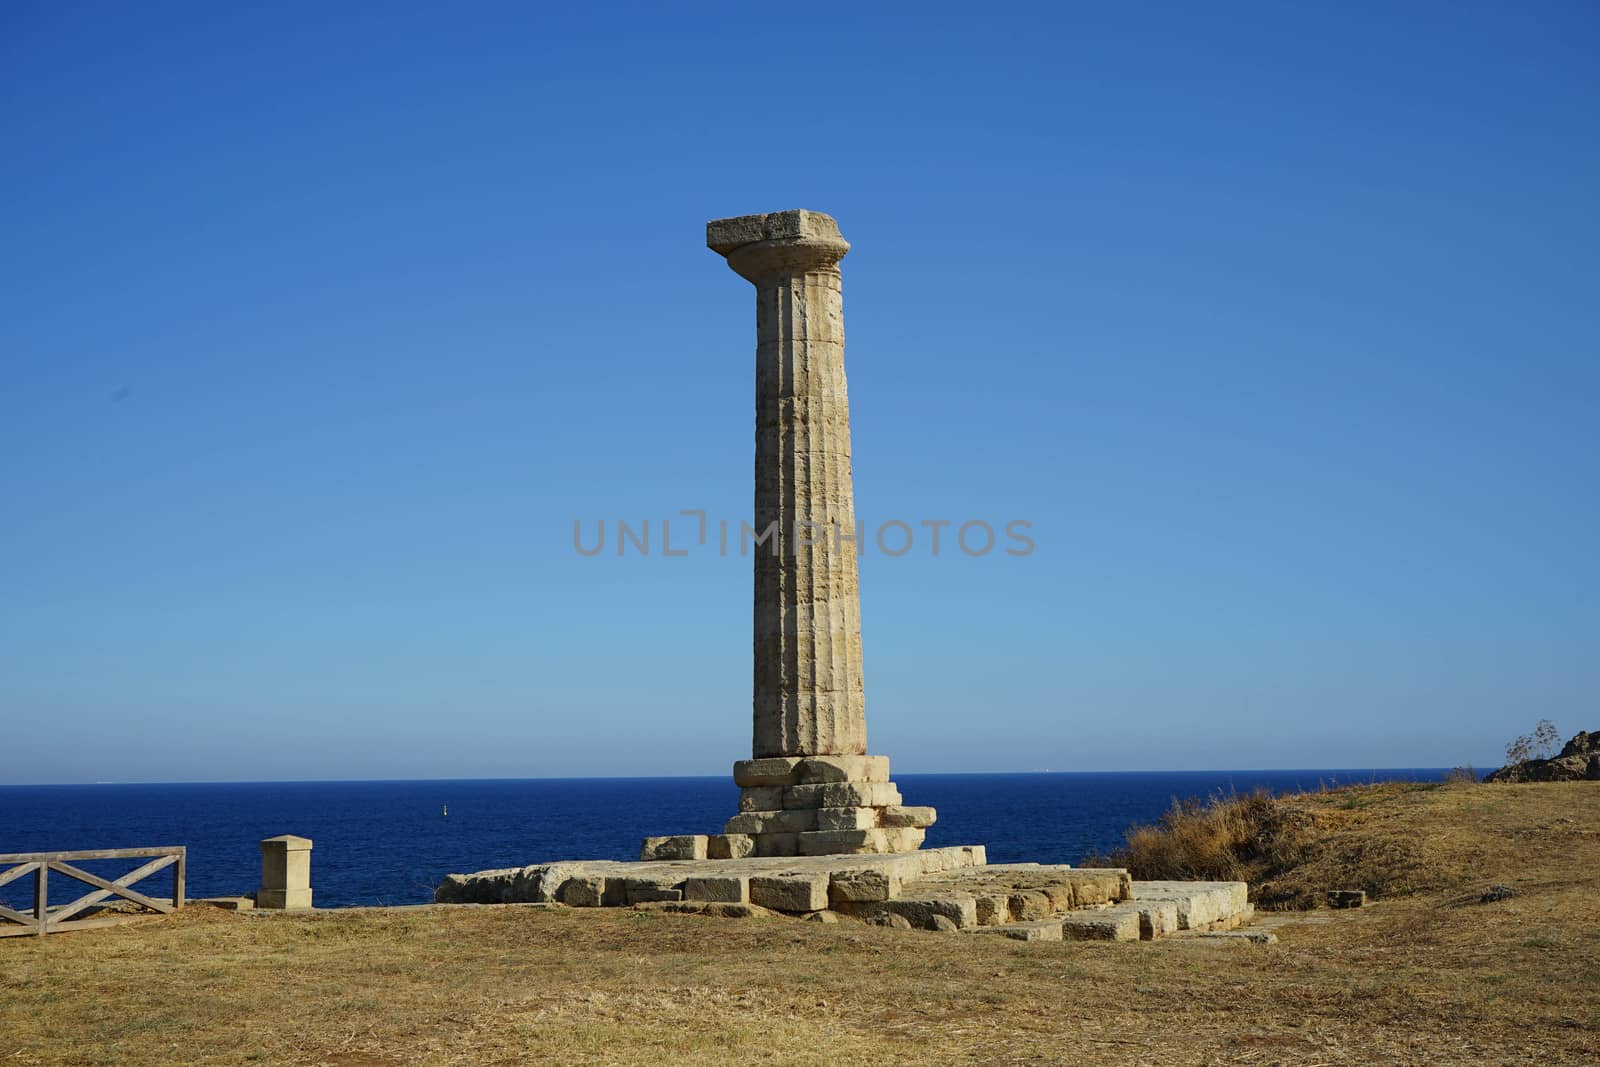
[0, 847, 185, 937]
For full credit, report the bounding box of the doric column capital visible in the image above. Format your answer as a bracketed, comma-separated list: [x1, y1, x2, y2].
[708, 209, 850, 283]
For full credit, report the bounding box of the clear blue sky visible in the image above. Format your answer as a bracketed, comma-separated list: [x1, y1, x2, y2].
[2, 2, 1595, 784]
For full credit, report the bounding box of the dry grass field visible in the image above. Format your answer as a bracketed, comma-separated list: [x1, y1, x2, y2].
[2, 780, 1596, 1065]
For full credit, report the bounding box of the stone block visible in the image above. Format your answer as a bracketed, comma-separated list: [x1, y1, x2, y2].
[750, 873, 830, 912]
[1134, 900, 1180, 940]
[783, 782, 901, 809]
[1062, 908, 1142, 942]
[796, 755, 890, 784]
[560, 875, 607, 907]
[683, 875, 748, 904]
[878, 805, 936, 829]
[828, 867, 901, 904]
[975, 894, 1011, 926]
[639, 835, 707, 861]
[707, 834, 755, 860]
[1197, 930, 1278, 945]
[707, 209, 843, 254]
[733, 757, 802, 787]
[255, 888, 311, 909]
[1067, 868, 1132, 906]
[978, 919, 1063, 941]
[884, 894, 978, 931]
[1008, 890, 1053, 922]
[753, 832, 799, 857]
[1041, 885, 1076, 912]
[623, 876, 684, 905]
[725, 809, 817, 835]
[815, 806, 879, 831]
[804, 909, 840, 924]
[880, 827, 925, 853]
[797, 829, 889, 855]
[531, 862, 598, 904]
[739, 786, 785, 812]
[1131, 881, 1248, 930]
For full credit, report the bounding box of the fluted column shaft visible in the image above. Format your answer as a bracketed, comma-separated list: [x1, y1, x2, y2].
[709, 211, 867, 758]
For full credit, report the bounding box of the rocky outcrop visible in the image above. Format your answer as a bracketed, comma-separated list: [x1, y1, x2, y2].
[1487, 730, 1600, 783]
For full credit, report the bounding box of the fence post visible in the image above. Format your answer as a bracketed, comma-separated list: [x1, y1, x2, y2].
[34, 864, 47, 936]
[174, 847, 186, 910]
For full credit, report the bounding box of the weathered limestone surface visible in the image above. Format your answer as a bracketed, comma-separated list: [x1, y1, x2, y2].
[749, 873, 830, 912]
[639, 835, 707, 862]
[1192, 929, 1278, 945]
[1132, 899, 1180, 940]
[1062, 906, 1143, 942]
[733, 757, 803, 787]
[707, 834, 754, 860]
[1131, 881, 1249, 931]
[711, 209, 865, 760]
[977, 919, 1063, 942]
[683, 874, 748, 904]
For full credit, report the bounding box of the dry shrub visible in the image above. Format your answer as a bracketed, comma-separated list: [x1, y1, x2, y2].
[1096, 781, 1483, 908]
[1095, 790, 1314, 902]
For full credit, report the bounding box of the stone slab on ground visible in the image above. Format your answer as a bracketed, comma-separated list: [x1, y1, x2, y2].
[1131, 881, 1250, 931]
[1060, 905, 1143, 941]
[198, 896, 257, 911]
[1190, 929, 1278, 945]
[975, 918, 1064, 941]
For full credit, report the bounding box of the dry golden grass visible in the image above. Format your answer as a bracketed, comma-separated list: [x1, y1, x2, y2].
[3, 781, 1597, 1065]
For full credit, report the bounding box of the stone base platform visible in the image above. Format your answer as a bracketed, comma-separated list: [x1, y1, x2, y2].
[435, 850, 1257, 942]
[641, 755, 939, 861]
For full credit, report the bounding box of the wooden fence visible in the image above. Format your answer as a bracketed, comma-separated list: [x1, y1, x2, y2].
[0, 847, 185, 937]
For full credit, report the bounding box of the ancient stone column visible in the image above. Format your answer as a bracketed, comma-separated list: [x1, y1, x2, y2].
[685, 210, 935, 858]
[708, 209, 865, 759]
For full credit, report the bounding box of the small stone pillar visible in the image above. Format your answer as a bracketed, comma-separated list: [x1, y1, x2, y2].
[257, 834, 313, 909]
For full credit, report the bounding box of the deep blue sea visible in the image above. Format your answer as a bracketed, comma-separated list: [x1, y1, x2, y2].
[0, 770, 1448, 910]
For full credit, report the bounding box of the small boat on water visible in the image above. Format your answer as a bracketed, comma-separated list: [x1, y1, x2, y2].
[442, 804, 448, 817]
